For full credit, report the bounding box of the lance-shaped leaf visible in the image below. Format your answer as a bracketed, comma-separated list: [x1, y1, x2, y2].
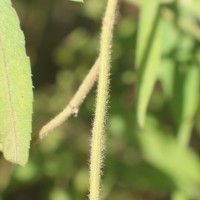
[0, 0, 33, 165]
[135, 0, 162, 127]
[177, 64, 199, 146]
[160, 18, 179, 100]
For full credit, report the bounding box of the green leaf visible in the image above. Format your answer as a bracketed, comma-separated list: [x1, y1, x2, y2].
[163, 33, 199, 146]
[162, 18, 179, 56]
[137, 117, 200, 199]
[160, 59, 175, 100]
[121, 162, 176, 191]
[0, 0, 33, 165]
[177, 64, 199, 146]
[135, 0, 162, 127]
[177, 1, 200, 42]
[179, 0, 200, 20]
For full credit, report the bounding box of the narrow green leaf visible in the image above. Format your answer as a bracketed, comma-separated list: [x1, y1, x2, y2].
[136, 0, 162, 127]
[0, 0, 33, 165]
[162, 18, 179, 56]
[160, 59, 175, 100]
[164, 33, 199, 146]
[177, 64, 199, 146]
[160, 18, 179, 100]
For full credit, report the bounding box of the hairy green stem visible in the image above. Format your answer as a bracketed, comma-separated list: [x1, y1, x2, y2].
[89, 0, 118, 199]
[32, 58, 100, 144]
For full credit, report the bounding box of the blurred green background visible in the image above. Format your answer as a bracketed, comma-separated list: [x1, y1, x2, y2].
[1, 0, 200, 200]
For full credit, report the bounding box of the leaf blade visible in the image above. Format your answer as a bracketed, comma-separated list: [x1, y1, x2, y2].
[177, 64, 199, 146]
[0, 0, 33, 165]
[138, 117, 200, 198]
[135, 0, 162, 127]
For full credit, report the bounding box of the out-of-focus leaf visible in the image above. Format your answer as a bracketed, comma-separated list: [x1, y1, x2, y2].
[179, 0, 200, 19]
[49, 188, 71, 200]
[172, 191, 188, 200]
[160, 18, 178, 99]
[135, 0, 162, 127]
[175, 35, 194, 63]
[167, 34, 198, 146]
[121, 162, 176, 191]
[73, 168, 88, 193]
[177, 64, 199, 146]
[137, 116, 200, 199]
[177, 0, 200, 42]
[196, 54, 200, 137]
[160, 59, 175, 99]
[83, 0, 104, 19]
[0, 0, 33, 165]
[162, 18, 179, 56]
[161, 28, 199, 146]
[14, 162, 38, 182]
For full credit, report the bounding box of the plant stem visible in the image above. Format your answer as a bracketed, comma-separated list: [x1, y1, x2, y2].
[32, 58, 100, 144]
[89, 0, 118, 199]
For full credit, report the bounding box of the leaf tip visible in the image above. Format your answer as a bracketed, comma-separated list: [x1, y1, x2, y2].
[137, 111, 145, 129]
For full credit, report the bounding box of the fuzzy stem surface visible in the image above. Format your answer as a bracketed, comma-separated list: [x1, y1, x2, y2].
[89, 0, 118, 199]
[32, 58, 100, 144]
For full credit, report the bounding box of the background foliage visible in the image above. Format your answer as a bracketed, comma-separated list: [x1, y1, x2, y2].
[0, 0, 200, 199]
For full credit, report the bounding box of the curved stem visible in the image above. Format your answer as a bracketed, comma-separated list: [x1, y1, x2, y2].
[89, 0, 118, 199]
[32, 58, 100, 144]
